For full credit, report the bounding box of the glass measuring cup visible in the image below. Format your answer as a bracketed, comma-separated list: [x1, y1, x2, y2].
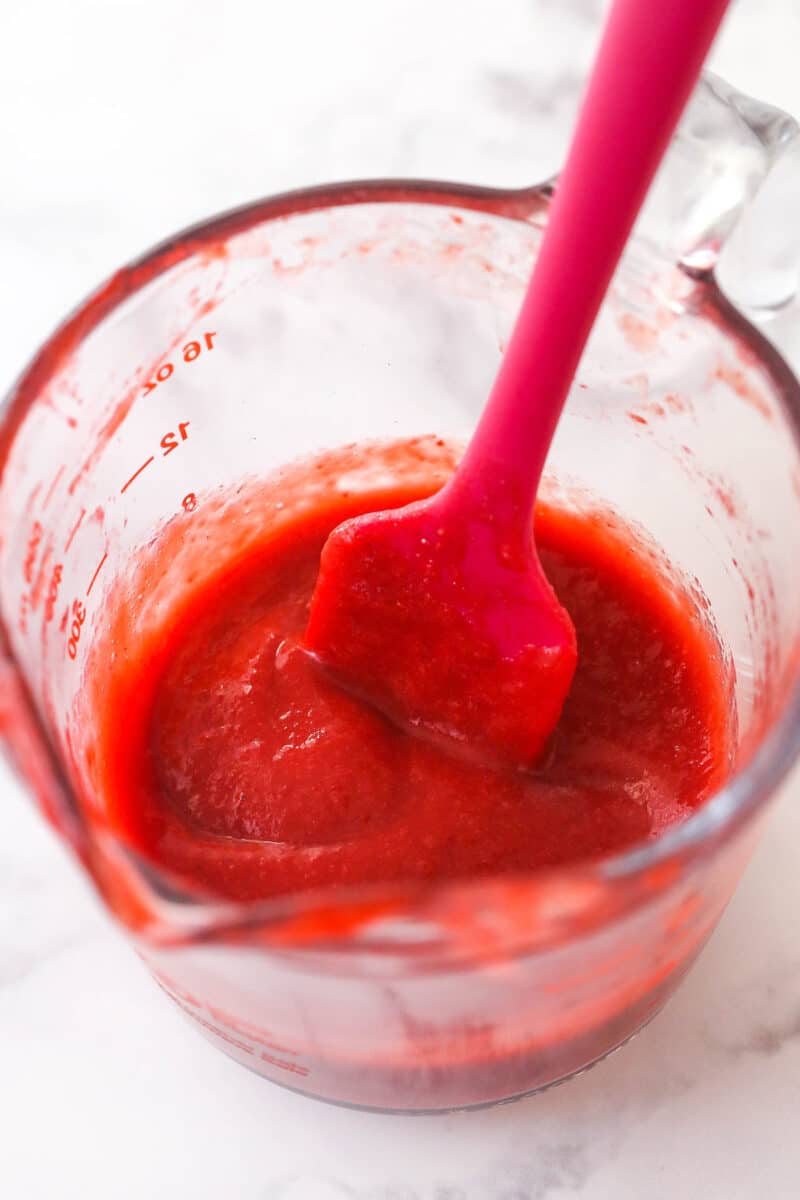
[1, 73, 800, 1112]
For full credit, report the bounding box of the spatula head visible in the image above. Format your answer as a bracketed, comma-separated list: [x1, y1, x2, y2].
[304, 496, 577, 766]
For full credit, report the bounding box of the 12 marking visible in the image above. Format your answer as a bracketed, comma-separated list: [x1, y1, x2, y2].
[121, 421, 192, 494]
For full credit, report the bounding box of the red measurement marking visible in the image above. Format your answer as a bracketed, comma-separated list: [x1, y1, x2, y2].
[64, 507, 86, 553]
[86, 551, 108, 597]
[160, 421, 190, 456]
[24, 522, 44, 585]
[121, 456, 155, 494]
[44, 563, 64, 623]
[42, 465, 65, 510]
[30, 543, 53, 611]
[27, 483, 42, 511]
[67, 598, 87, 659]
[18, 593, 29, 636]
[140, 331, 218, 397]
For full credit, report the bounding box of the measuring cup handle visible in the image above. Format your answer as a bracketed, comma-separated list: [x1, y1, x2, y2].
[640, 73, 800, 309]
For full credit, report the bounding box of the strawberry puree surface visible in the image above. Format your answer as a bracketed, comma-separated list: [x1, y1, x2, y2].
[95, 448, 732, 903]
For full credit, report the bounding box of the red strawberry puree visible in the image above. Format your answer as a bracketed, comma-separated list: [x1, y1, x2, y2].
[90, 440, 732, 902]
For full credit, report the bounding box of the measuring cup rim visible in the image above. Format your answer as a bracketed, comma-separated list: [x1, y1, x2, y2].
[2, 174, 800, 952]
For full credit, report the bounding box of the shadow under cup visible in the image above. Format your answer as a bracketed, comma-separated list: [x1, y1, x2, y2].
[1, 175, 800, 1110]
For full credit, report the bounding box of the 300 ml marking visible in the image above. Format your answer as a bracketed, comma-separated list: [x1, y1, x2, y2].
[66, 599, 87, 660]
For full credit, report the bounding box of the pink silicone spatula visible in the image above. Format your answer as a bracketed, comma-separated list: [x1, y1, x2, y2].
[305, 0, 731, 766]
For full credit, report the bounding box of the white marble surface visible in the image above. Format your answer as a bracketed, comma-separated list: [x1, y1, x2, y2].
[2, 1, 800, 1196]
